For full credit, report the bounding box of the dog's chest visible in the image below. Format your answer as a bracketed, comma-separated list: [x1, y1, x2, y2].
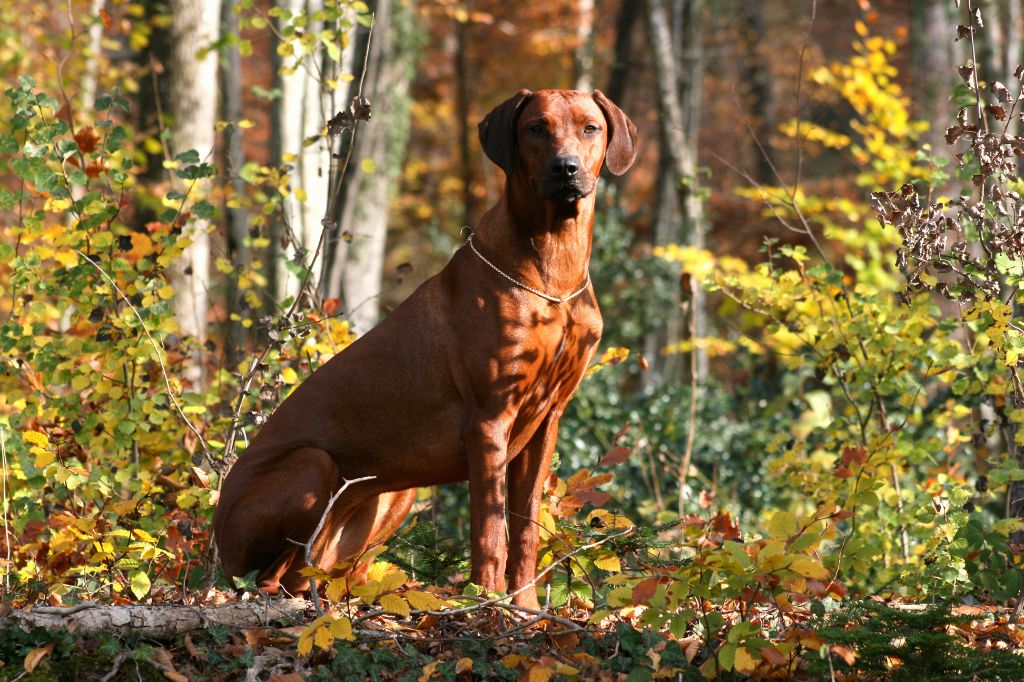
[503, 300, 601, 444]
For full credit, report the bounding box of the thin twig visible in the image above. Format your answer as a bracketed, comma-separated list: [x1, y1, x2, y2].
[1, 426, 10, 592]
[299, 475, 375, 615]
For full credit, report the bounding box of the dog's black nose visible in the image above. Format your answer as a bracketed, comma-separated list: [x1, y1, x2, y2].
[549, 156, 581, 177]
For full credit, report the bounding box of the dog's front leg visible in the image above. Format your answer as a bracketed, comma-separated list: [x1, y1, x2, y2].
[466, 422, 509, 594]
[506, 411, 560, 609]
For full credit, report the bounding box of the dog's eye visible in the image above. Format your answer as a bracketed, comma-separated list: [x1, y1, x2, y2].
[528, 124, 546, 135]
[583, 124, 599, 135]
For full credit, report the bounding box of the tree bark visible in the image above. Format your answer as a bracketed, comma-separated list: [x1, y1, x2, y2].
[606, 0, 640, 106]
[456, 3, 473, 228]
[167, 0, 221, 388]
[643, 0, 707, 386]
[910, 1, 957, 158]
[324, 0, 416, 333]
[573, 0, 595, 91]
[222, 0, 251, 364]
[270, 0, 339, 304]
[3, 598, 308, 639]
[741, 2, 774, 184]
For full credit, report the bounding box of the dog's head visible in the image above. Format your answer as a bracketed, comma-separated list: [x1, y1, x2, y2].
[478, 89, 637, 202]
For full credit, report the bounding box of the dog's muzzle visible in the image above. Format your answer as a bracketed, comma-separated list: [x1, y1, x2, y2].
[538, 155, 595, 202]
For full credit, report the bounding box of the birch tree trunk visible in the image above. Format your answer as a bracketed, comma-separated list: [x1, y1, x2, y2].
[167, 0, 221, 388]
[643, 0, 706, 385]
[80, 0, 107, 112]
[270, 0, 350, 304]
[324, 0, 415, 334]
[573, 0, 595, 91]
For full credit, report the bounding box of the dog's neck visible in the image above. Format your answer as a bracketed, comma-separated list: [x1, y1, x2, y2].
[473, 174, 595, 299]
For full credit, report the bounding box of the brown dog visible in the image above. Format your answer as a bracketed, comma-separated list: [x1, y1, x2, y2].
[214, 89, 637, 608]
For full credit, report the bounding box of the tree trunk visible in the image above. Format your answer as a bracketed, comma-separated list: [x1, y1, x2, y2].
[605, 0, 640, 105]
[741, 2, 774, 184]
[910, 1, 957, 158]
[643, 0, 707, 386]
[167, 0, 221, 388]
[80, 0, 107, 112]
[221, 0, 251, 364]
[270, 0, 337, 304]
[4, 599, 308, 639]
[602, 1, 634, 106]
[456, 3, 473, 228]
[573, 0, 595, 91]
[324, 0, 416, 334]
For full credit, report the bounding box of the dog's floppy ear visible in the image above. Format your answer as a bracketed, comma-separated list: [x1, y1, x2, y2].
[478, 89, 533, 174]
[592, 90, 637, 176]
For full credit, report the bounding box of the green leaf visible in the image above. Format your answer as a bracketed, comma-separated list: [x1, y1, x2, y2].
[175, 149, 201, 165]
[0, 134, 18, 153]
[193, 199, 215, 220]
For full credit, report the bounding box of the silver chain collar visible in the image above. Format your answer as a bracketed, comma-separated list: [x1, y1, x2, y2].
[464, 232, 591, 304]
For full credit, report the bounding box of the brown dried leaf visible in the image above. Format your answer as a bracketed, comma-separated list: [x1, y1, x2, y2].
[599, 446, 632, 467]
[184, 634, 200, 659]
[831, 645, 857, 665]
[991, 81, 1011, 103]
[631, 577, 659, 604]
[190, 466, 210, 488]
[23, 644, 54, 673]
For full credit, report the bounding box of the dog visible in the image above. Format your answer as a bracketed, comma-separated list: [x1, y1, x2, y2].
[214, 89, 637, 609]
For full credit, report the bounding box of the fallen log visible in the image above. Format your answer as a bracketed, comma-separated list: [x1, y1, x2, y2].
[1, 598, 310, 640]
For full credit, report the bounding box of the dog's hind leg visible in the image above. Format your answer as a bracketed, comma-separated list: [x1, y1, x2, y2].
[216, 447, 341, 592]
[274, 487, 417, 592]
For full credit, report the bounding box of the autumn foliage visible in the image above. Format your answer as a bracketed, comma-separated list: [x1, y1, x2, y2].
[5, 1, 1024, 680]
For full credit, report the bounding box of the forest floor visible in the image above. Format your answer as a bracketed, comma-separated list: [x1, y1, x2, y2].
[5, 588, 1024, 680]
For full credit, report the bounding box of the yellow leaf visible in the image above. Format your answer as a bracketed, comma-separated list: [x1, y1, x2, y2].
[594, 553, 621, 572]
[33, 447, 55, 469]
[526, 666, 554, 682]
[280, 367, 299, 385]
[350, 581, 381, 601]
[297, 629, 314, 656]
[734, 646, 759, 674]
[294, 187, 308, 203]
[313, 622, 334, 651]
[71, 374, 91, 391]
[325, 577, 350, 602]
[378, 593, 410, 617]
[455, 657, 473, 674]
[238, 119, 255, 129]
[500, 654, 527, 669]
[55, 250, 78, 267]
[418, 660, 438, 682]
[329, 615, 354, 640]
[23, 430, 49, 448]
[768, 511, 800, 539]
[404, 590, 446, 611]
[789, 555, 831, 580]
[379, 568, 408, 593]
[157, 284, 175, 300]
